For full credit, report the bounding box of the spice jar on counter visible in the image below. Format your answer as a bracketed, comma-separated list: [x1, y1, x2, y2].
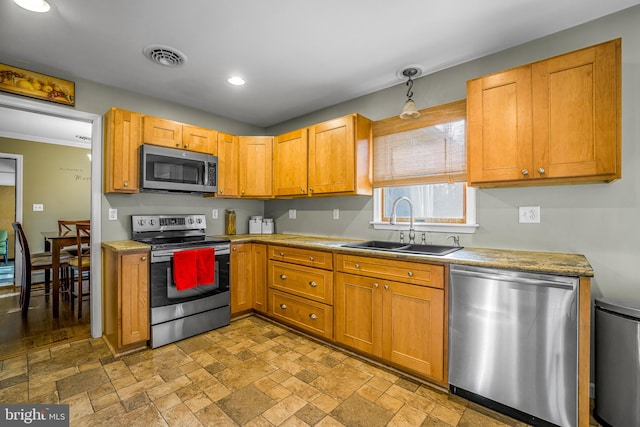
[225, 209, 236, 235]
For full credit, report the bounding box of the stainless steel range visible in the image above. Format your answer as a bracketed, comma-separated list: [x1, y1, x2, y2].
[131, 214, 230, 348]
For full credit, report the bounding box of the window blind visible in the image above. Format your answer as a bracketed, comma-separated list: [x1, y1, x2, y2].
[372, 99, 467, 187]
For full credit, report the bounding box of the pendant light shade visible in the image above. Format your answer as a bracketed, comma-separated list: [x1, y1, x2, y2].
[399, 67, 421, 119]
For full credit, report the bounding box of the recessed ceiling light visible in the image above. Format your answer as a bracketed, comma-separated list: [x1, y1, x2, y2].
[13, 0, 51, 12]
[227, 76, 246, 86]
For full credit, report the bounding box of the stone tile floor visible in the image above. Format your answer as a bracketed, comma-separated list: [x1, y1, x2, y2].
[0, 316, 601, 426]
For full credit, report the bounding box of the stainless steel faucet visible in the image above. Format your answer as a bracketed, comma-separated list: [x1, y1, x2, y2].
[390, 196, 415, 243]
[446, 234, 460, 247]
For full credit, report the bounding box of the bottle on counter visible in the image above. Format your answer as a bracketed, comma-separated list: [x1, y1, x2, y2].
[225, 209, 236, 235]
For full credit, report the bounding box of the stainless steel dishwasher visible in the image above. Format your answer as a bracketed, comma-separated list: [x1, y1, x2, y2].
[449, 265, 579, 427]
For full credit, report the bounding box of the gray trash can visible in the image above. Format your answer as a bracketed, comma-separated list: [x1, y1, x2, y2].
[595, 297, 640, 426]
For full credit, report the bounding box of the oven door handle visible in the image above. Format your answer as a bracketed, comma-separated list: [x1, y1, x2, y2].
[151, 247, 230, 263]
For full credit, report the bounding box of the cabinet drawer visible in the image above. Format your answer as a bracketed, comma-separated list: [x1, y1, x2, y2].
[269, 261, 333, 304]
[269, 290, 333, 339]
[335, 254, 444, 289]
[268, 245, 333, 270]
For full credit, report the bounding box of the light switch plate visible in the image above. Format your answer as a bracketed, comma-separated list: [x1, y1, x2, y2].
[288, 209, 296, 219]
[108, 208, 118, 221]
[333, 209, 339, 220]
[212, 209, 218, 219]
[519, 206, 540, 223]
[32, 203, 43, 212]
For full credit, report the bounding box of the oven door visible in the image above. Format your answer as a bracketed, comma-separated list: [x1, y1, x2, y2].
[150, 246, 230, 308]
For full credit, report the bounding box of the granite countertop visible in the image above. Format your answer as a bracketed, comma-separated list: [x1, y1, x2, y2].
[220, 233, 594, 277]
[102, 240, 150, 252]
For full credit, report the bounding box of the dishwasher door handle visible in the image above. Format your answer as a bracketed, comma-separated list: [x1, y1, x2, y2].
[450, 268, 577, 290]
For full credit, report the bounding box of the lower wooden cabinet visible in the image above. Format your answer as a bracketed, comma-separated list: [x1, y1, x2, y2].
[230, 243, 253, 315]
[269, 289, 333, 339]
[335, 254, 446, 383]
[252, 244, 268, 314]
[102, 245, 150, 355]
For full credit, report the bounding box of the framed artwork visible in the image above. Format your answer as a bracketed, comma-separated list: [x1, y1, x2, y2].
[0, 63, 75, 106]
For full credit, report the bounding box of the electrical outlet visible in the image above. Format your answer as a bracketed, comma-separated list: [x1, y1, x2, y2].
[212, 209, 218, 219]
[333, 209, 339, 220]
[288, 209, 296, 219]
[519, 206, 540, 223]
[108, 208, 118, 221]
[32, 203, 43, 212]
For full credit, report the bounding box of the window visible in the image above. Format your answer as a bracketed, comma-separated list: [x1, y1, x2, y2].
[371, 100, 477, 233]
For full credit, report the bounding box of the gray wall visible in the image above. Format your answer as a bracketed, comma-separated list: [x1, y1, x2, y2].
[265, 5, 640, 303]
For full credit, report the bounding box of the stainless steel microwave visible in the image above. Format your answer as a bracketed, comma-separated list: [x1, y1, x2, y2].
[140, 144, 218, 194]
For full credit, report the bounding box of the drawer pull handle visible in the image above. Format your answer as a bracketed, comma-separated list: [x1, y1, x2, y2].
[374, 283, 379, 288]
[309, 281, 317, 287]
[521, 169, 529, 176]
[141, 256, 147, 261]
[309, 314, 318, 320]
[279, 251, 284, 256]
[384, 284, 389, 290]
[354, 263, 360, 268]
[538, 167, 545, 174]
[280, 304, 287, 309]
[280, 274, 287, 280]
[309, 256, 314, 261]
[408, 271, 413, 277]
[124, 182, 129, 187]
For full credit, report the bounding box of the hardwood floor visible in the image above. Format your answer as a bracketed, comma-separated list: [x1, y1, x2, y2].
[0, 283, 91, 361]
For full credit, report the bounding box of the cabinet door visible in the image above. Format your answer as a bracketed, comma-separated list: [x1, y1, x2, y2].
[382, 280, 444, 381]
[231, 243, 253, 314]
[335, 273, 382, 356]
[273, 129, 308, 196]
[252, 244, 268, 314]
[467, 65, 533, 184]
[216, 132, 239, 197]
[532, 39, 620, 180]
[239, 136, 273, 197]
[183, 125, 217, 154]
[143, 116, 183, 148]
[104, 108, 142, 193]
[308, 116, 355, 194]
[120, 251, 149, 346]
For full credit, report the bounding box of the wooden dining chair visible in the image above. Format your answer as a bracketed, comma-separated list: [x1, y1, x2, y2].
[11, 222, 72, 317]
[69, 222, 91, 318]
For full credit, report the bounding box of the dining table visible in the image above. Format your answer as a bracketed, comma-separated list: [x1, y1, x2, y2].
[42, 230, 89, 317]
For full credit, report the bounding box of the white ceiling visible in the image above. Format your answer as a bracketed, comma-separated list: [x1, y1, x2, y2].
[0, 0, 638, 130]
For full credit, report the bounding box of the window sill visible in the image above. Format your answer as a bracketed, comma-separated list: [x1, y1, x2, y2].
[370, 221, 479, 234]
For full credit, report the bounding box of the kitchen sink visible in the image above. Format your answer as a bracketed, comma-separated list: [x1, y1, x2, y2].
[341, 240, 462, 256]
[341, 240, 410, 251]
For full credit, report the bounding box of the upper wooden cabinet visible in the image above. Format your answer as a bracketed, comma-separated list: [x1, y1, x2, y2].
[216, 132, 239, 198]
[104, 107, 143, 193]
[143, 116, 217, 154]
[239, 136, 273, 198]
[273, 128, 309, 197]
[467, 38, 621, 187]
[308, 114, 373, 196]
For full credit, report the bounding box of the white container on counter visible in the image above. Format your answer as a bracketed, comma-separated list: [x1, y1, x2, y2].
[249, 216, 263, 234]
[262, 218, 274, 234]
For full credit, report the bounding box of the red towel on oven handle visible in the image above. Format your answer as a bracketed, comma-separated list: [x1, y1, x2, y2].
[173, 249, 197, 291]
[196, 248, 215, 286]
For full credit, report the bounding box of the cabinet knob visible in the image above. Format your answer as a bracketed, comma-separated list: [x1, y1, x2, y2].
[521, 169, 529, 176]
[354, 263, 360, 268]
[184, 144, 188, 149]
[280, 304, 287, 309]
[280, 274, 287, 280]
[538, 168, 545, 174]
[309, 256, 314, 261]
[408, 271, 413, 277]
[279, 251, 284, 256]
[241, 190, 245, 195]
[232, 247, 237, 251]
[374, 283, 379, 288]
[301, 188, 305, 193]
[309, 281, 317, 287]
[124, 182, 128, 187]
[309, 187, 314, 192]
[141, 256, 147, 261]
[309, 313, 318, 320]
[219, 189, 224, 194]
[384, 284, 389, 290]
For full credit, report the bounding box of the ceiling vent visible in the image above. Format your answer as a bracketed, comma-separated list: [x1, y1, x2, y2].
[143, 45, 187, 67]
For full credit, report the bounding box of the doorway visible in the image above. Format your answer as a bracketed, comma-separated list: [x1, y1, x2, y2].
[0, 156, 18, 286]
[0, 94, 102, 344]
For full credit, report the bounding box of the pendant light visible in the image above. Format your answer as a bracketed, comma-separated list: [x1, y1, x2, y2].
[399, 67, 420, 119]
[13, 0, 50, 12]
